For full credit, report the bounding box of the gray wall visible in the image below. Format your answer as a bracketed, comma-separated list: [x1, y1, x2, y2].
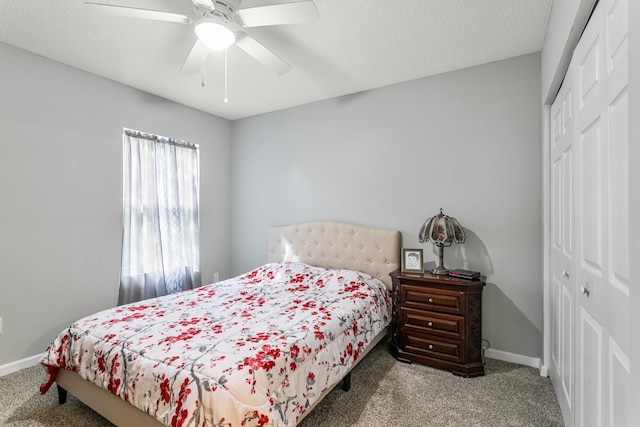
[231, 53, 543, 359]
[0, 44, 544, 364]
[0, 42, 232, 366]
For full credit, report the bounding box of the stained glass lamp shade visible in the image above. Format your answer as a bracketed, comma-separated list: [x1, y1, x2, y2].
[418, 208, 465, 275]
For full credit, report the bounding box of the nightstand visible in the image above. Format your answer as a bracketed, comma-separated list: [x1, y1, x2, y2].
[389, 269, 485, 377]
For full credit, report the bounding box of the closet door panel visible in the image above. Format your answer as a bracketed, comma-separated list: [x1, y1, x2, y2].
[549, 68, 575, 424]
[562, 147, 573, 254]
[603, 0, 630, 424]
[577, 119, 604, 276]
[608, 337, 630, 427]
[561, 284, 574, 405]
[549, 0, 629, 425]
[579, 308, 604, 426]
[607, 89, 630, 357]
[606, 0, 629, 292]
[608, 91, 629, 289]
[605, 0, 630, 364]
[574, 5, 608, 426]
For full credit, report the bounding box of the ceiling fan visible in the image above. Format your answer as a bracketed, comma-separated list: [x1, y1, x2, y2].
[85, 0, 319, 75]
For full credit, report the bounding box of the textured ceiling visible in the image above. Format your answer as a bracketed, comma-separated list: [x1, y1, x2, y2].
[0, 0, 553, 120]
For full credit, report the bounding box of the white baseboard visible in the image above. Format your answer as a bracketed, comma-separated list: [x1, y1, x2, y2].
[485, 348, 545, 376]
[539, 364, 549, 377]
[0, 353, 44, 377]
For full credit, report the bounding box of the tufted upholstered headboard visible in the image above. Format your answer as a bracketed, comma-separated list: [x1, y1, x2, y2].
[267, 221, 401, 290]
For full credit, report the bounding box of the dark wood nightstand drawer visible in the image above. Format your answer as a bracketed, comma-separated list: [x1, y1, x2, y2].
[402, 308, 464, 340]
[404, 333, 463, 364]
[401, 284, 464, 315]
[390, 270, 485, 377]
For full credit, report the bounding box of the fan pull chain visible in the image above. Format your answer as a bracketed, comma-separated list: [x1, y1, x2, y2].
[201, 42, 206, 87]
[224, 49, 229, 103]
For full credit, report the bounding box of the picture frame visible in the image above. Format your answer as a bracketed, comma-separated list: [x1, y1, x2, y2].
[401, 248, 424, 273]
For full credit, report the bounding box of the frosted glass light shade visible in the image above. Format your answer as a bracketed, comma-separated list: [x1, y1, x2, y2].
[195, 22, 236, 50]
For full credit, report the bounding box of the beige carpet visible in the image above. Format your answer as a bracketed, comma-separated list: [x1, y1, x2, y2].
[0, 340, 563, 426]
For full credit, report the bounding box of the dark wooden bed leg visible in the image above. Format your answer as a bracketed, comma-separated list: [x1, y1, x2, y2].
[57, 384, 68, 404]
[342, 372, 351, 391]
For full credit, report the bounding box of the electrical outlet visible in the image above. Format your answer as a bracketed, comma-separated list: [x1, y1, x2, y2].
[213, 272, 220, 283]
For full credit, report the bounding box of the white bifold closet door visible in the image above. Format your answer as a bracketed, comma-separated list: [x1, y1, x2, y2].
[550, 49, 576, 426]
[550, 0, 629, 425]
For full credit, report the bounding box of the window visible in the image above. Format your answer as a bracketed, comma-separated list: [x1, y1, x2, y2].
[119, 129, 201, 305]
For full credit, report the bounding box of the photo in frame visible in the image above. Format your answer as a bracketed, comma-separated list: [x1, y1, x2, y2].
[401, 248, 424, 273]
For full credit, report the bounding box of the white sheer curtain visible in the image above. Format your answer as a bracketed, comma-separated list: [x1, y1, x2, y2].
[119, 129, 201, 305]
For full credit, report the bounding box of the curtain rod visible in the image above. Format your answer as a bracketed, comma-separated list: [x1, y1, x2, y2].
[124, 128, 199, 150]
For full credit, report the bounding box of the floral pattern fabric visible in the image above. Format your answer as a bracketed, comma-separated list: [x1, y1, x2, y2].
[41, 262, 391, 427]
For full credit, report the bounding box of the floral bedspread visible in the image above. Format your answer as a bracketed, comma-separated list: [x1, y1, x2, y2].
[40, 262, 391, 427]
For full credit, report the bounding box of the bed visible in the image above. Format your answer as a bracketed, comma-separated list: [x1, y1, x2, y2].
[40, 221, 400, 427]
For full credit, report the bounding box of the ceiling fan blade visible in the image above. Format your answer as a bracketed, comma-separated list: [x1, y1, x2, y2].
[235, 32, 292, 75]
[192, 0, 214, 8]
[85, 2, 192, 24]
[237, 1, 318, 27]
[181, 39, 210, 74]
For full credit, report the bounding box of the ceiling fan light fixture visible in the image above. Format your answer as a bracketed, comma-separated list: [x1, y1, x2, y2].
[195, 22, 236, 50]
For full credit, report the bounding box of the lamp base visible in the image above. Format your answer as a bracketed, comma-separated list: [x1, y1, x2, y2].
[431, 266, 450, 276]
[432, 244, 450, 275]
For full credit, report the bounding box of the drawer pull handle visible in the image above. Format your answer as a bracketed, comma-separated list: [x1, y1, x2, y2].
[427, 321, 433, 327]
[428, 344, 434, 350]
[428, 298, 434, 303]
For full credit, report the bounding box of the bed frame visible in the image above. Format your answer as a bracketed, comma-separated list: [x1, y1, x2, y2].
[54, 221, 401, 426]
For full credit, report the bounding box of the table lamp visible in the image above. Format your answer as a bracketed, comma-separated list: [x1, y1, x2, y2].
[419, 208, 465, 275]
